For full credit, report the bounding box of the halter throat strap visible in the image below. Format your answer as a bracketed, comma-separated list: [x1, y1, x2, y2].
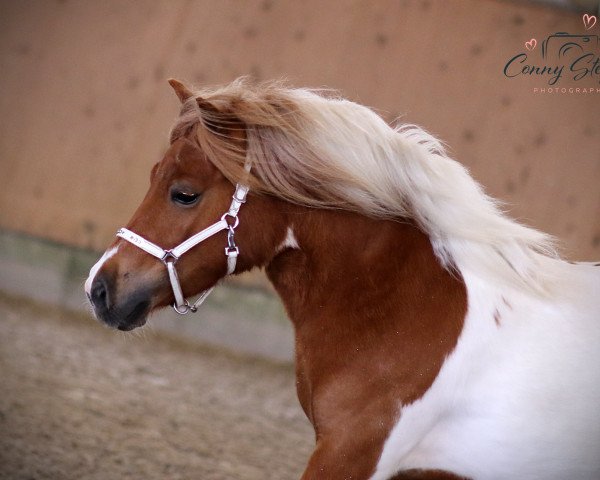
[116, 181, 249, 315]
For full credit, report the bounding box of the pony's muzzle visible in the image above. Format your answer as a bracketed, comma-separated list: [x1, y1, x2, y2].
[88, 271, 150, 331]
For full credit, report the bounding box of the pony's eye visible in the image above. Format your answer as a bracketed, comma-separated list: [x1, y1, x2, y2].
[171, 190, 201, 206]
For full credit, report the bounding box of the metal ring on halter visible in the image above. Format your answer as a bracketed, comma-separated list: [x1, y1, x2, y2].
[220, 213, 240, 229]
[173, 300, 197, 315]
[161, 250, 179, 265]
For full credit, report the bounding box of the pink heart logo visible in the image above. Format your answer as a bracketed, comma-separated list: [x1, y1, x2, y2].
[583, 14, 597, 30]
[525, 38, 537, 51]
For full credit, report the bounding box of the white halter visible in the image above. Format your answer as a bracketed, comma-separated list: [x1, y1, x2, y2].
[116, 181, 249, 315]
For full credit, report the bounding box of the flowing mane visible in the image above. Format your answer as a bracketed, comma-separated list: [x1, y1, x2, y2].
[170, 78, 560, 296]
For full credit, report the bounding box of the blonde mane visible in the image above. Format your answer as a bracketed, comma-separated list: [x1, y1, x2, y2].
[171, 78, 561, 296]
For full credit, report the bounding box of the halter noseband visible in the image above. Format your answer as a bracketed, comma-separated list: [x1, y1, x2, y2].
[116, 181, 249, 315]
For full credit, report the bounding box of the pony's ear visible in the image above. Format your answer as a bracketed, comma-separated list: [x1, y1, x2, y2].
[168, 78, 194, 103]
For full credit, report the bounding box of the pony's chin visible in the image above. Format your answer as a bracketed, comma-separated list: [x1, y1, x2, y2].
[117, 316, 148, 331]
[115, 301, 150, 331]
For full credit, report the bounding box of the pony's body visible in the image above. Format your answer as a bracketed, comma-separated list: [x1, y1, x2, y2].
[373, 261, 600, 480]
[86, 79, 600, 479]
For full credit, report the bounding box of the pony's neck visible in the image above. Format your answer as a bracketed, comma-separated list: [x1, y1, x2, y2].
[266, 207, 467, 338]
[265, 207, 467, 450]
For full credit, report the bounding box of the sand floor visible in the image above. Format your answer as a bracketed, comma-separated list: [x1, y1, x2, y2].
[0, 294, 313, 479]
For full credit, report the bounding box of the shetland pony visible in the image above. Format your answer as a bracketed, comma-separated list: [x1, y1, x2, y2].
[85, 78, 600, 480]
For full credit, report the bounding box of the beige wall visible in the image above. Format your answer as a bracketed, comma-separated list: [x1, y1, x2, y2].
[1, 0, 599, 263]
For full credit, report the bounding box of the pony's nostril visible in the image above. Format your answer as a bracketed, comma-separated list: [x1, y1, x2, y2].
[90, 275, 111, 311]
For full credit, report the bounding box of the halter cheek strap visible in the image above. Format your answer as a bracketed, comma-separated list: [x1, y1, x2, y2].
[116, 181, 249, 315]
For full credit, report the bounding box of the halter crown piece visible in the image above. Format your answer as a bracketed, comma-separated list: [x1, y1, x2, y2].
[116, 173, 250, 315]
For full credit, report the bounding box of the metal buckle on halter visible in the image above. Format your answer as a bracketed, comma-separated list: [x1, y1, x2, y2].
[161, 250, 179, 265]
[232, 190, 247, 203]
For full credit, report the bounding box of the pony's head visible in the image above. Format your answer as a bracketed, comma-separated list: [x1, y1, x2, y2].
[85, 80, 292, 330]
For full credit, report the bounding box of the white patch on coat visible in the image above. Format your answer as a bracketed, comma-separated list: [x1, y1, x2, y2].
[84, 246, 119, 296]
[276, 227, 299, 253]
[369, 262, 600, 480]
